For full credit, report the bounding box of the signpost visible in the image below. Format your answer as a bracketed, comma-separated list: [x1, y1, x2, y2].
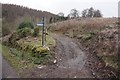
[37, 22, 44, 26]
[37, 17, 45, 47]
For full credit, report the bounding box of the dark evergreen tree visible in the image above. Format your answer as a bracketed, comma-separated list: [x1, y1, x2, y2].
[93, 10, 102, 17]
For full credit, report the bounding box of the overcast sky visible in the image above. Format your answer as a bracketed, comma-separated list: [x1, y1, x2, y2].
[1, 0, 119, 17]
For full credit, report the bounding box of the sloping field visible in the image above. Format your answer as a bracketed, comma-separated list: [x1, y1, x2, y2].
[49, 18, 117, 34]
[49, 18, 118, 77]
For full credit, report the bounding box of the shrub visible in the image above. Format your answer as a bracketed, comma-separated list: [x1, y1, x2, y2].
[8, 32, 20, 46]
[18, 22, 34, 29]
[8, 28, 31, 47]
[17, 27, 31, 38]
[31, 46, 49, 58]
[24, 45, 33, 52]
[32, 27, 40, 37]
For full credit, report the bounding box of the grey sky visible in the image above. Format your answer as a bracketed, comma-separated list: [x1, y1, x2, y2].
[1, 0, 119, 17]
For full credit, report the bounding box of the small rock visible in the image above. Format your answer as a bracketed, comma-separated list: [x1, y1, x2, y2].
[63, 67, 66, 68]
[38, 66, 43, 69]
[53, 60, 57, 64]
[46, 47, 50, 51]
[92, 72, 95, 75]
[37, 65, 46, 69]
[56, 64, 58, 66]
[55, 57, 57, 58]
[43, 46, 50, 51]
[74, 76, 77, 78]
[34, 38, 37, 40]
[26, 36, 29, 39]
[25, 66, 27, 68]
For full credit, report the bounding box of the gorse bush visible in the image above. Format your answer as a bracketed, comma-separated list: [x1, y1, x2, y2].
[31, 46, 49, 58]
[8, 28, 31, 47]
[18, 22, 34, 29]
[8, 22, 34, 42]
[17, 27, 31, 38]
[8, 32, 19, 45]
[32, 27, 40, 37]
[8, 21, 34, 43]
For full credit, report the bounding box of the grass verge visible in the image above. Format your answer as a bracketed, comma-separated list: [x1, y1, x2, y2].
[0, 44, 35, 76]
[0, 35, 56, 76]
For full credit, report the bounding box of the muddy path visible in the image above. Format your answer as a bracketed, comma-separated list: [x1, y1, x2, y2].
[2, 57, 19, 78]
[22, 34, 94, 78]
[50, 34, 94, 78]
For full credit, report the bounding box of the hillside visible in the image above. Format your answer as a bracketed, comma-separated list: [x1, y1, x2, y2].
[49, 18, 119, 77]
[2, 3, 58, 36]
[1, 3, 119, 78]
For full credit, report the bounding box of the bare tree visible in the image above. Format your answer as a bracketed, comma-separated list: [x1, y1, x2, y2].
[81, 7, 102, 18]
[58, 12, 64, 17]
[81, 9, 88, 17]
[87, 7, 94, 17]
[69, 8, 79, 18]
[93, 10, 102, 17]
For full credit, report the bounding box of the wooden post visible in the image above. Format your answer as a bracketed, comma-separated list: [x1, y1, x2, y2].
[42, 17, 45, 47]
[45, 26, 47, 41]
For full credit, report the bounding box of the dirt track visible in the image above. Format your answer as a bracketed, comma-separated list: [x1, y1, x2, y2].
[22, 34, 94, 78]
[2, 57, 18, 78]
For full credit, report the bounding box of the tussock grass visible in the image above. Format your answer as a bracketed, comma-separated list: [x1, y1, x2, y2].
[49, 18, 117, 34]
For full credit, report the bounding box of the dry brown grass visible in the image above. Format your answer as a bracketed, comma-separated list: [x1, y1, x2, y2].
[49, 18, 117, 34]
